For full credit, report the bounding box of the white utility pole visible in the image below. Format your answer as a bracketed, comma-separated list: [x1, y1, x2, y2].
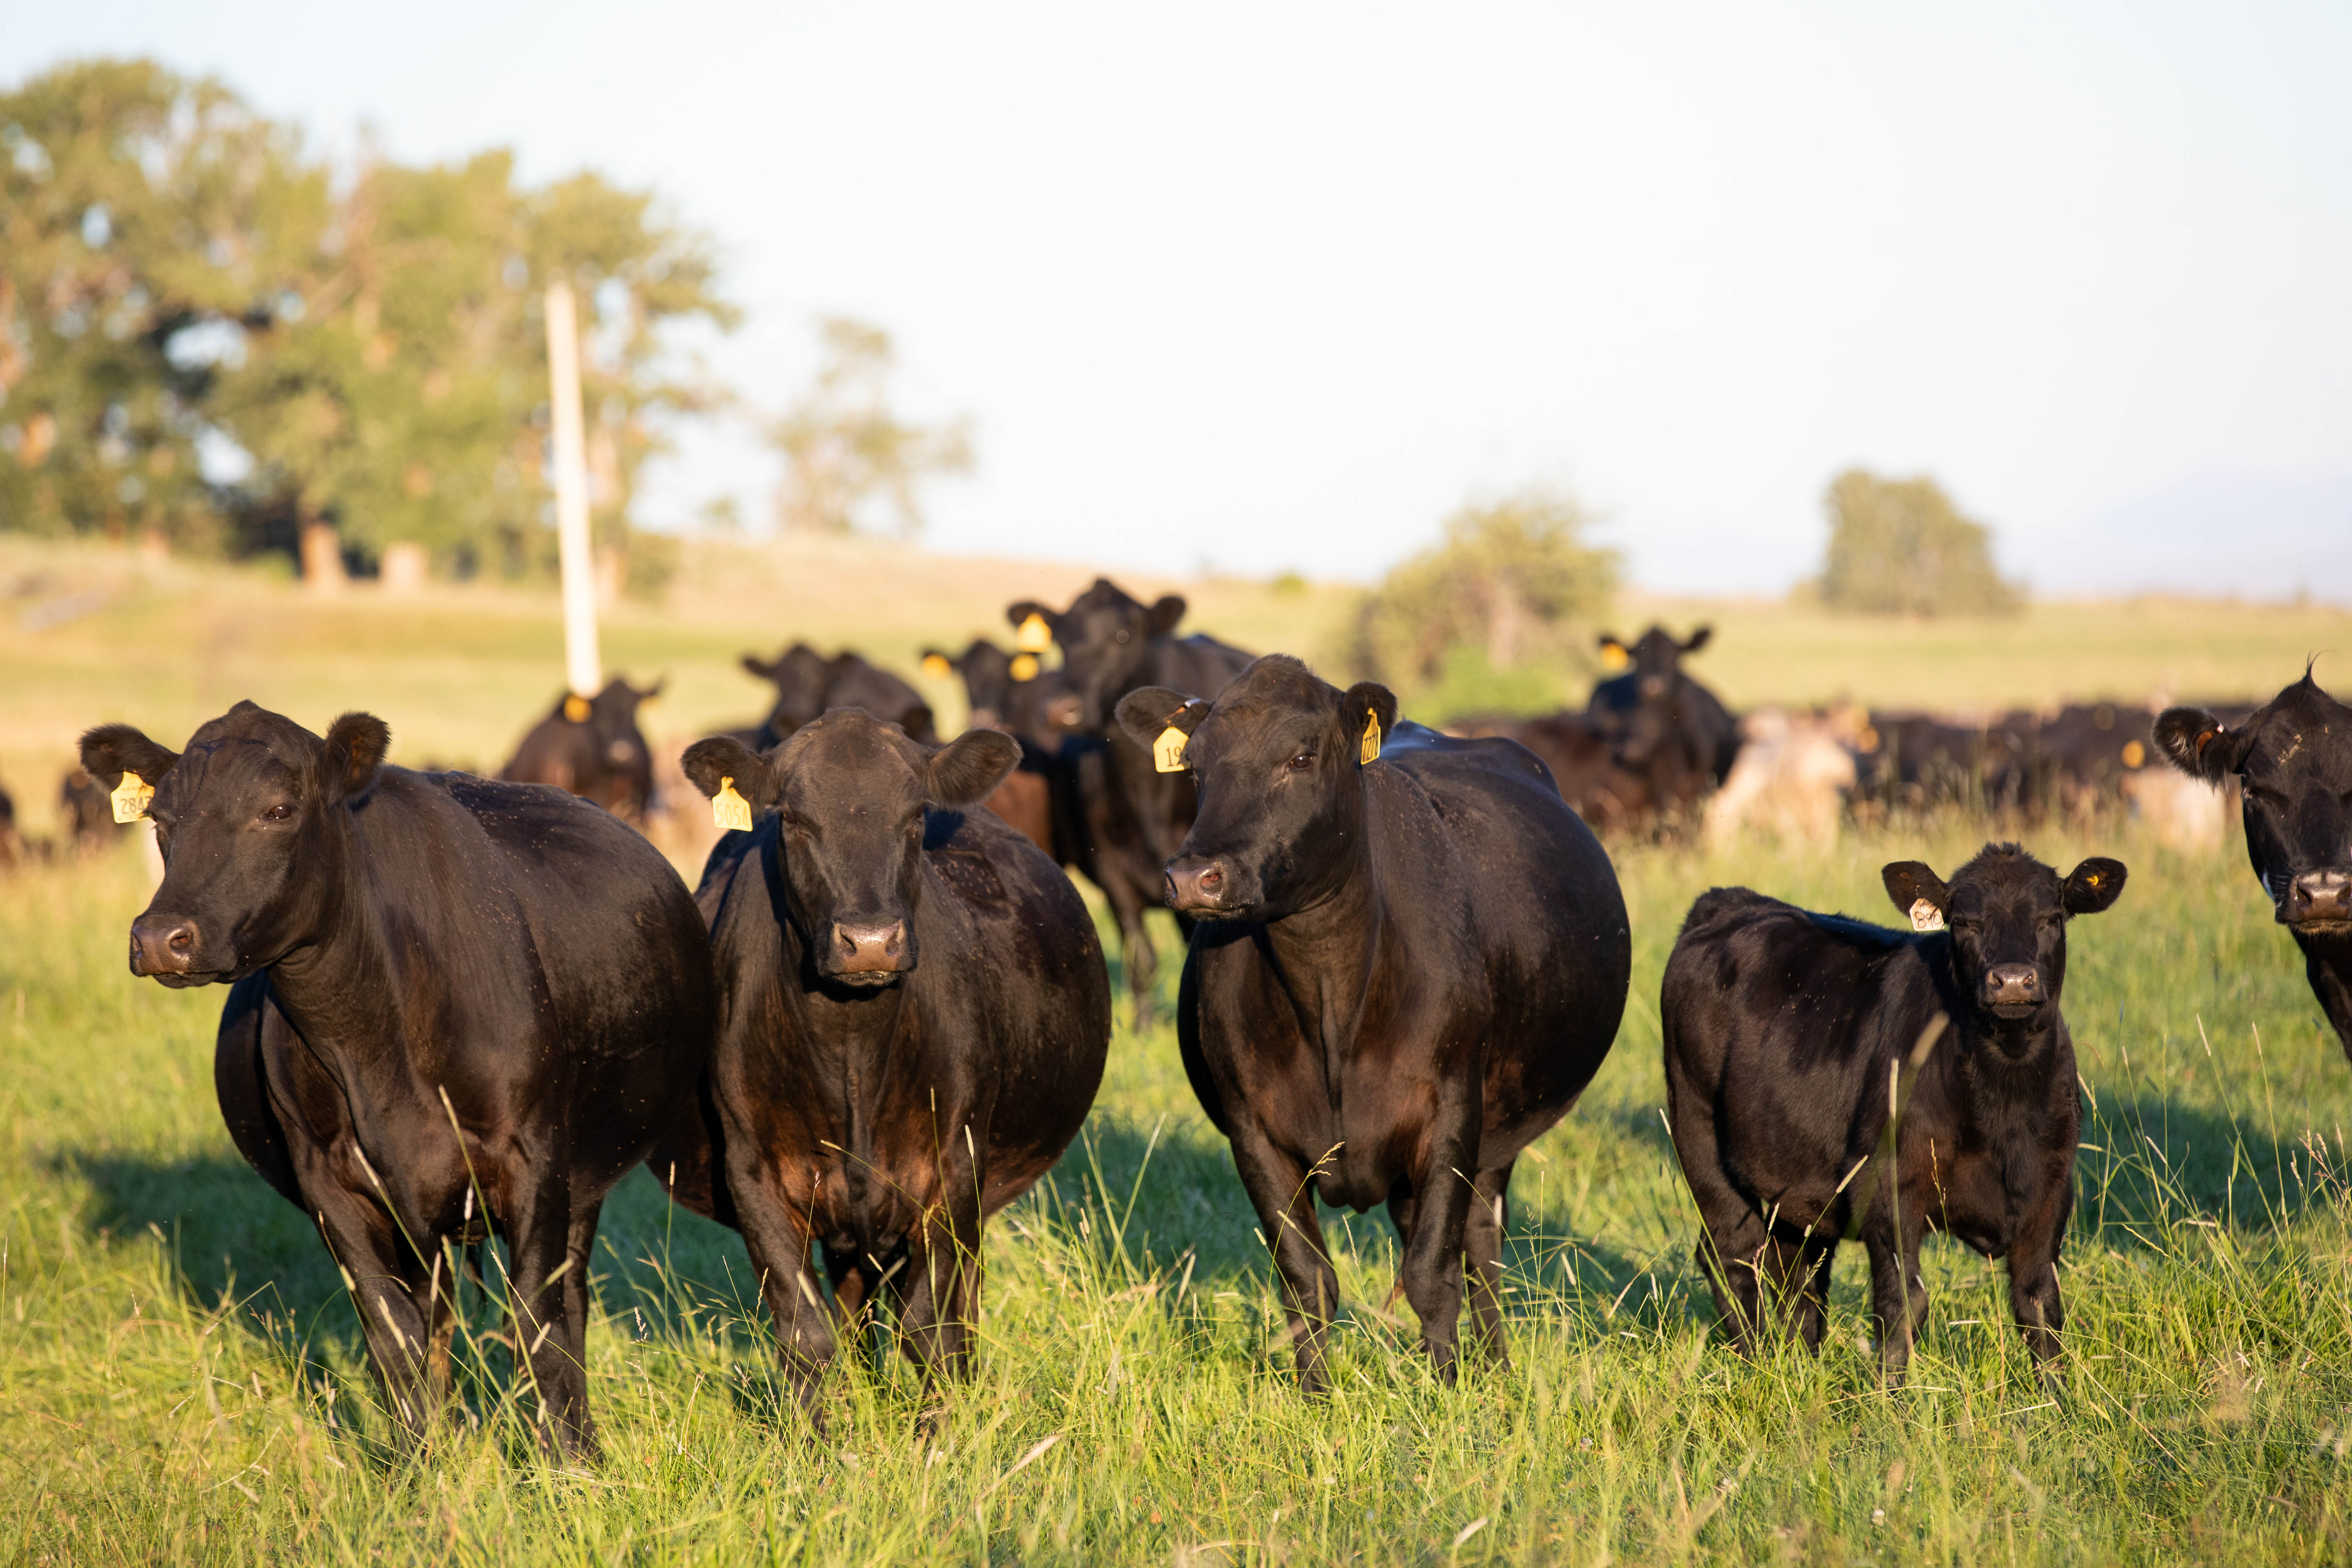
[544, 280, 601, 699]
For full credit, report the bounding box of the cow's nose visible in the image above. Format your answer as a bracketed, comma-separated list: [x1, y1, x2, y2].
[2286, 870, 2352, 926]
[1983, 963, 2043, 1007]
[1166, 857, 1227, 913]
[832, 920, 909, 973]
[129, 914, 197, 976]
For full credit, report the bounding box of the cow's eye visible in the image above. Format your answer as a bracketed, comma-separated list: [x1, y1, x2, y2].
[1115, 629, 1130, 644]
[261, 803, 295, 822]
[1285, 750, 1315, 772]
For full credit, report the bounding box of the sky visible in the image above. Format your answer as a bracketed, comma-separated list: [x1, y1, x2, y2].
[6, 1, 2349, 596]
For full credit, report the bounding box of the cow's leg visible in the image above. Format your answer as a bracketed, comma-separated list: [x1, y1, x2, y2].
[2007, 1169, 2073, 1381]
[1791, 1234, 1839, 1353]
[308, 1186, 439, 1448]
[421, 1239, 462, 1411]
[731, 1166, 835, 1432]
[1398, 1106, 1480, 1386]
[1118, 899, 1159, 1028]
[1864, 1214, 1928, 1382]
[1462, 1161, 1515, 1367]
[506, 1172, 597, 1461]
[898, 1128, 987, 1400]
[1757, 1229, 1837, 1352]
[1232, 1127, 1341, 1394]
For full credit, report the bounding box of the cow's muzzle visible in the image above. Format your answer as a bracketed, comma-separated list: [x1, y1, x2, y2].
[2283, 869, 2352, 930]
[1165, 855, 1237, 917]
[129, 912, 210, 985]
[1981, 962, 2044, 1014]
[828, 919, 911, 982]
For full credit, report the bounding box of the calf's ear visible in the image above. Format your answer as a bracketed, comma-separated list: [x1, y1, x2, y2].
[2152, 707, 2245, 784]
[740, 653, 780, 683]
[1115, 686, 1206, 748]
[317, 713, 391, 804]
[1882, 861, 1950, 921]
[78, 724, 182, 791]
[1681, 625, 1713, 654]
[681, 737, 779, 809]
[2063, 857, 2128, 915]
[1340, 682, 1400, 753]
[929, 729, 1021, 808]
[1146, 595, 1186, 639]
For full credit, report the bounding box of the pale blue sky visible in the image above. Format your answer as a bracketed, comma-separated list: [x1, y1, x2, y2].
[7, 2, 2348, 596]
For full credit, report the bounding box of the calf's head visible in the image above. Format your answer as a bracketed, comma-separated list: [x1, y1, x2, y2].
[925, 639, 1015, 728]
[1010, 578, 1185, 733]
[2156, 674, 2352, 932]
[1882, 843, 2125, 1030]
[1116, 655, 1395, 920]
[79, 701, 390, 986]
[683, 711, 1018, 986]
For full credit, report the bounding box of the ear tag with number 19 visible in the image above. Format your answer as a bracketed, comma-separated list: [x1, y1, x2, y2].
[111, 771, 154, 823]
[1910, 899, 1945, 932]
[712, 776, 754, 832]
[1154, 727, 1189, 774]
[1359, 715, 1383, 766]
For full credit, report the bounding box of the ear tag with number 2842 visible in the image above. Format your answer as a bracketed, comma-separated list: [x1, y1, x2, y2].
[1910, 899, 1945, 932]
[111, 771, 154, 823]
[712, 777, 754, 832]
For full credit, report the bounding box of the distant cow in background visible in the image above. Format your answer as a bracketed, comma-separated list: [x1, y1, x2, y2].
[62, 765, 119, 852]
[1589, 625, 1741, 791]
[1449, 711, 1656, 836]
[742, 645, 936, 748]
[2157, 672, 2352, 1060]
[502, 677, 662, 817]
[1702, 707, 1861, 849]
[0, 772, 18, 866]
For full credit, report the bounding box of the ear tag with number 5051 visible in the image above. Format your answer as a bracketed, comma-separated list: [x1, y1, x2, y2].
[1910, 899, 1945, 932]
[712, 777, 754, 832]
[1154, 727, 1189, 773]
[111, 770, 154, 823]
[1359, 715, 1382, 766]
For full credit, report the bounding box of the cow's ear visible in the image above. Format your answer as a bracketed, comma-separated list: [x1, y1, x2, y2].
[1340, 682, 1400, 755]
[929, 728, 1020, 808]
[317, 712, 390, 804]
[1681, 625, 1712, 654]
[78, 724, 181, 792]
[1005, 601, 1059, 635]
[897, 703, 936, 740]
[1115, 686, 1205, 748]
[740, 653, 779, 682]
[1145, 595, 1186, 638]
[1882, 861, 1950, 922]
[2063, 857, 2127, 916]
[1596, 631, 1624, 652]
[639, 677, 665, 701]
[2153, 706, 2246, 783]
[682, 737, 779, 809]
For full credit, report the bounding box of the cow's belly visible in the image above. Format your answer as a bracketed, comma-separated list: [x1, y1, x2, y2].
[1918, 1149, 2026, 1256]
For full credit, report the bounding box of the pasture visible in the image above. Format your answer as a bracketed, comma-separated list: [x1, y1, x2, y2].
[5, 539, 2352, 1564]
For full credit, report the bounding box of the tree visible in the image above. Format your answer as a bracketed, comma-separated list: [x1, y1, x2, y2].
[1818, 468, 2022, 616]
[768, 316, 972, 536]
[1350, 488, 1619, 707]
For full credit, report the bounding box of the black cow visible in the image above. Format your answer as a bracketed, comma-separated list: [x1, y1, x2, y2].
[501, 677, 663, 818]
[1116, 656, 1630, 1390]
[79, 702, 713, 1457]
[674, 714, 1110, 1428]
[1588, 625, 1741, 805]
[61, 764, 120, 852]
[1662, 843, 2126, 1380]
[1009, 579, 1255, 1018]
[2157, 672, 2352, 1059]
[742, 645, 936, 748]
[1451, 711, 1659, 837]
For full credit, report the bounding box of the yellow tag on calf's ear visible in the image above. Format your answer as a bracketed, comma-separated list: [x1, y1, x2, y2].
[1015, 613, 1052, 653]
[712, 777, 754, 833]
[2120, 739, 2146, 769]
[1360, 714, 1382, 766]
[563, 693, 591, 722]
[1153, 726, 1189, 773]
[111, 770, 154, 823]
[1910, 898, 1945, 933]
[922, 653, 952, 679]
[1009, 653, 1039, 682]
[1600, 643, 1630, 673]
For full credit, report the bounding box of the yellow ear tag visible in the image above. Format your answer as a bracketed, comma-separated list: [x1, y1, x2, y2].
[1009, 653, 1040, 682]
[1360, 714, 1382, 766]
[563, 693, 591, 722]
[1910, 898, 1945, 933]
[712, 777, 754, 832]
[1600, 643, 1630, 673]
[922, 653, 952, 679]
[111, 770, 154, 823]
[2120, 739, 2146, 769]
[1153, 726, 1189, 773]
[1015, 613, 1051, 653]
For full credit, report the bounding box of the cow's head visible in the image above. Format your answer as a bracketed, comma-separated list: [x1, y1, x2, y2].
[79, 701, 391, 987]
[925, 639, 1015, 729]
[682, 711, 1018, 986]
[2156, 674, 2352, 932]
[1599, 624, 1710, 697]
[584, 677, 660, 769]
[742, 642, 835, 735]
[1882, 843, 2124, 1038]
[1011, 578, 1185, 732]
[1116, 655, 1395, 921]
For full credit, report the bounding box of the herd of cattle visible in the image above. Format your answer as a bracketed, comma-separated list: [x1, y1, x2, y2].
[39, 573, 2352, 1460]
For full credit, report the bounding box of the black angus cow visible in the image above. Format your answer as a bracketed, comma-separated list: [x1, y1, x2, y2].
[501, 677, 663, 818]
[80, 702, 713, 1457]
[1008, 579, 1255, 1018]
[742, 644, 936, 748]
[1661, 843, 2126, 1380]
[62, 764, 120, 851]
[918, 637, 1076, 858]
[1451, 710, 1658, 837]
[674, 714, 1110, 1428]
[1588, 625, 1741, 818]
[2157, 672, 2352, 1058]
[1117, 656, 1630, 1390]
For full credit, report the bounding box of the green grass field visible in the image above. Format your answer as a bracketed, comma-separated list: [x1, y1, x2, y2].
[6, 541, 2352, 1564]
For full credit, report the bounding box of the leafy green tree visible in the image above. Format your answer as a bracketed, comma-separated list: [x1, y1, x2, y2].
[769, 316, 973, 536]
[1350, 488, 1619, 714]
[1818, 468, 2022, 616]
